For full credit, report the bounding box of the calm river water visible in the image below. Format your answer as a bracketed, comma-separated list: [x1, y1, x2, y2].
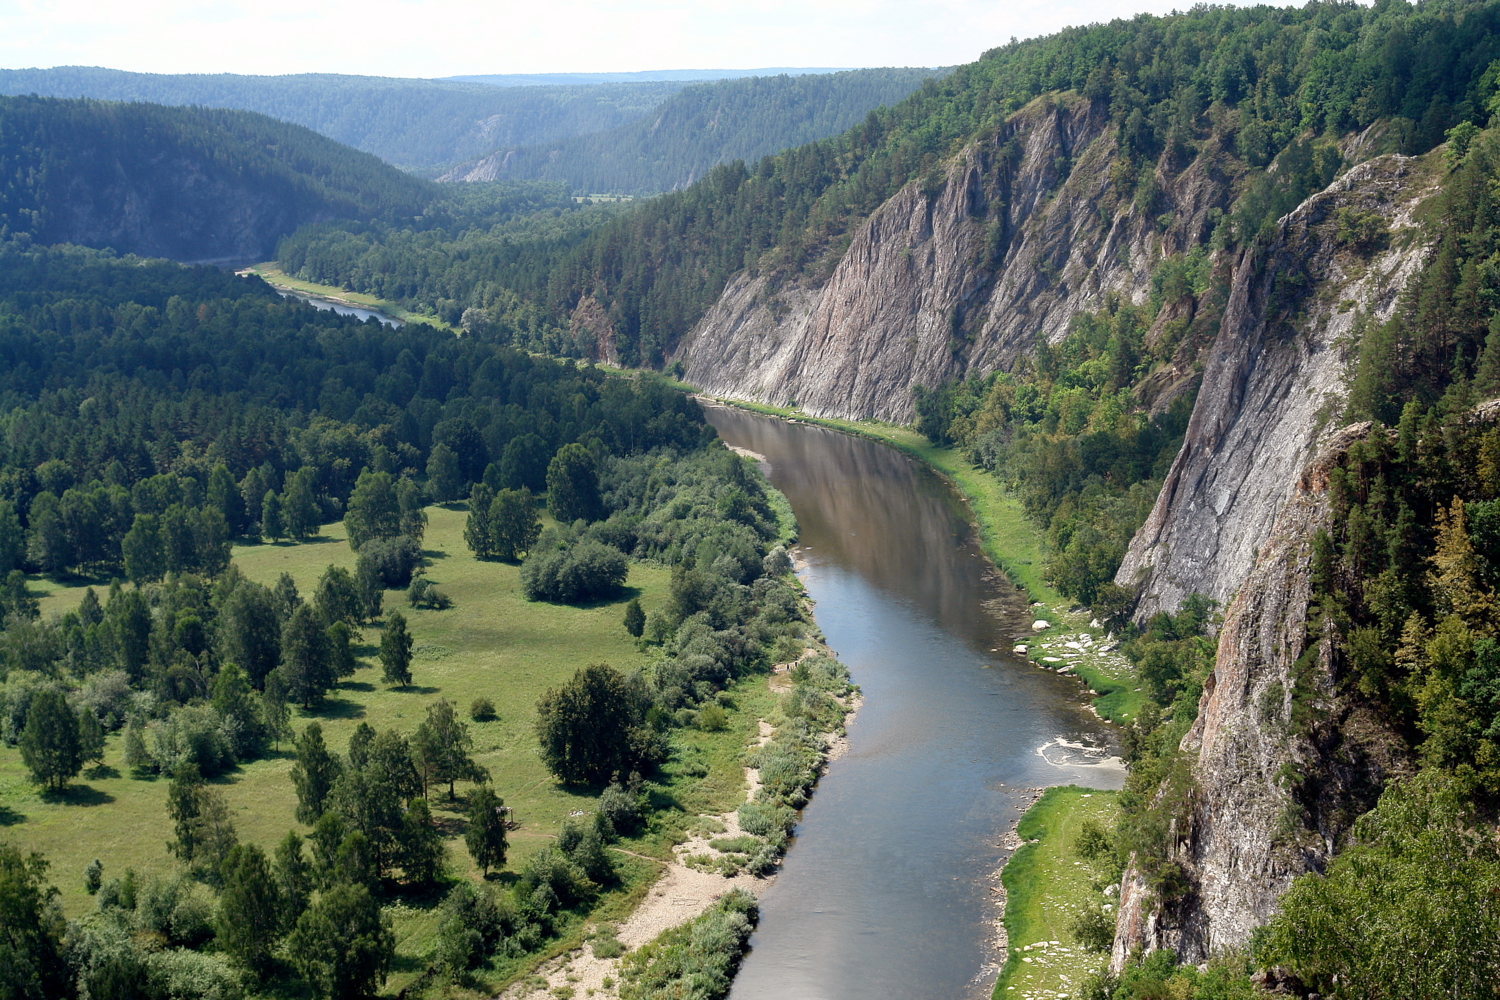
[705, 406, 1124, 1000]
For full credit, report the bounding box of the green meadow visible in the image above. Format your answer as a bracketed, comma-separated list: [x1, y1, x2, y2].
[2, 504, 780, 992]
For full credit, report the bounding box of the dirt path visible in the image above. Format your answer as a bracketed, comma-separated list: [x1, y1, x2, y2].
[501, 721, 780, 1000]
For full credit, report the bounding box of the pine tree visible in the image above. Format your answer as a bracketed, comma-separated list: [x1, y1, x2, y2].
[282, 605, 334, 708]
[261, 490, 285, 541]
[76, 707, 105, 771]
[217, 843, 283, 977]
[465, 785, 508, 875]
[464, 483, 497, 558]
[19, 688, 83, 791]
[380, 611, 414, 688]
[283, 469, 320, 540]
[291, 722, 342, 825]
[286, 883, 394, 1000]
[398, 797, 444, 885]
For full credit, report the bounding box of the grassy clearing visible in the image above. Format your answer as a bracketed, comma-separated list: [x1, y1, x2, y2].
[1, 504, 781, 995]
[995, 787, 1120, 1000]
[243, 263, 453, 331]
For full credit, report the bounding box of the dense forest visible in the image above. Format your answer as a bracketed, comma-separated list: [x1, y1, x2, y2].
[0, 67, 687, 171]
[279, 0, 1500, 366]
[0, 96, 436, 260]
[442, 68, 941, 195]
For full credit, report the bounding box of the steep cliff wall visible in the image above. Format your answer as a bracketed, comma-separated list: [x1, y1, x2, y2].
[43, 153, 342, 264]
[1116, 153, 1440, 621]
[1112, 424, 1413, 967]
[679, 94, 1235, 422]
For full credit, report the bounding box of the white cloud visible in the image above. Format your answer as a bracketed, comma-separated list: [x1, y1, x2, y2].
[0, 0, 1239, 78]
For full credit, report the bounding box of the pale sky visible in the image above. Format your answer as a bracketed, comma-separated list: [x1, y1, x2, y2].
[0, 0, 1224, 78]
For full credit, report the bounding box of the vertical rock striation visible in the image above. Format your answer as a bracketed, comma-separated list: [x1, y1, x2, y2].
[680, 94, 1233, 422]
[1116, 153, 1439, 620]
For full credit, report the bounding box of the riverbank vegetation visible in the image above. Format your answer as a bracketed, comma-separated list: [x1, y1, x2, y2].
[994, 787, 1121, 1000]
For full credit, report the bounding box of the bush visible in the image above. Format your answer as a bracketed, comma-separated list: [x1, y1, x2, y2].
[356, 535, 423, 589]
[597, 781, 642, 836]
[696, 702, 728, 731]
[618, 889, 757, 1000]
[1069, 906, 1114, 951]
[469, 697, 497, 721]
[520, 539, 628, 604]
[407, 574, 452, 609]
[1075, 819, 1114, 861]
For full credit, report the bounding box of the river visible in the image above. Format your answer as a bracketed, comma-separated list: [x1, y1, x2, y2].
[704, 406, 1124, 1000]
[276, 290, 402, 326]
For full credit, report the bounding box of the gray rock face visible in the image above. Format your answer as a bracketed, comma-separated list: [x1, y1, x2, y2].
[1112, 423, 1412, 967]
[1115, 154, 1439, 620]
[680, 94, 1233, 422]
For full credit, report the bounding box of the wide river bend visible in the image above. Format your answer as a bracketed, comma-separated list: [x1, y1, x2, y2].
[706, 406, 1123, 1000]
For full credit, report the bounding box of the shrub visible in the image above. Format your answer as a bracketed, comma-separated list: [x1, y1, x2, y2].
[618, 889, 756, 999]
[696, 702, 728, 731]
[356, 535, 423, 590]
[407, 574, 452, 609]
[470, 697, 497, 721]
[1069, 906, 1114, 951]
[520, 539, 628, 604]
[1075, 819, 1114, 861]
[597, 781, 642, 836]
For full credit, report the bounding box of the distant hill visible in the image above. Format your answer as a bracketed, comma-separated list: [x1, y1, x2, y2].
[0, 95, 436, 262]
[445, 68, 851, 86]
[0, 67, 686, 170]
[440, 67, 943, 194]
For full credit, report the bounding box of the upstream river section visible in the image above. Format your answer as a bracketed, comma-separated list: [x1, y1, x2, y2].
[706, 407, 1123, 1000]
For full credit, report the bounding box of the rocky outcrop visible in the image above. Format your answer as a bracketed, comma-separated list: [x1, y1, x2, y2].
[41, 151, 343, 265]
[1116, 153, 1440, 620]
[1111, 423, 1412, 968]
[679, 93, 1236, 422]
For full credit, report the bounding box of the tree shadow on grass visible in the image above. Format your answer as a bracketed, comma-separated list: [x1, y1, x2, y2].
[341, 680, 376, 693]
[537, 584, 643, 611]
[0, 804, 24, 825]
[422, 548, 449, 561]
[304, 697, 365, 720]
[85, 763, 120, 781]
[44, 784, 114, 807]
[393, 684, 442, 696]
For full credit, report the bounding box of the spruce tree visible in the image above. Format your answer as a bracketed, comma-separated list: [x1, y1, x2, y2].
[623, 597, 645, 638]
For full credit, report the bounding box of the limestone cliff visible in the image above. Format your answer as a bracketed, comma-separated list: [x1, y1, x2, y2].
[678, 93, 1235, 423]
[1116, 152, 1441, 621]
[1106, 153, 1449, 964]
[1111, 424, 1412, 968]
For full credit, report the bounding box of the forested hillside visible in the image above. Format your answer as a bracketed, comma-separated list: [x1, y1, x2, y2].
[0, 67, 685, 170]
[440, 68, 940, 194]
[0, 96, 436, 261]
[280, 0, 1500, 365]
